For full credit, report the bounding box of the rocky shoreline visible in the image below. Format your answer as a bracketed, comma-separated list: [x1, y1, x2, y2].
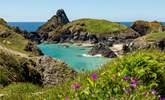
[32, 9, 164, 58]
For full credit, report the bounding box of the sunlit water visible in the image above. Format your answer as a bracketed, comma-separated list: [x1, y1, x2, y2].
[38, 43, 110, 72]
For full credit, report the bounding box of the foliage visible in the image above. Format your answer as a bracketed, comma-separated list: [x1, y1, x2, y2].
[62, 18, 128, 35]
[0, 50, 165, 100]
[145, 32, 165, 41]
[0, 49, 41, 86]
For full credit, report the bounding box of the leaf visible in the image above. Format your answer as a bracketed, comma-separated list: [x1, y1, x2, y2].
[87, 77, 94, 87]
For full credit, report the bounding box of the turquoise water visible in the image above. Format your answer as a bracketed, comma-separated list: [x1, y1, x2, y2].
[38, 44, 110, 72]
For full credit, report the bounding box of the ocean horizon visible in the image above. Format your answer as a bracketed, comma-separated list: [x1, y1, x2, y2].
[8, 22, 165, 32]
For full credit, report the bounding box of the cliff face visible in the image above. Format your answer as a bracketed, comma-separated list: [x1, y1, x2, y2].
[127, 32, 165, 52]
[131, 21, 163, 36]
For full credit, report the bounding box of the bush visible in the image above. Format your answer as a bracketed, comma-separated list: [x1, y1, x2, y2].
[0, 66, 9, 86]
[0, 50, 165, 100]
[44, 49, 165, 100]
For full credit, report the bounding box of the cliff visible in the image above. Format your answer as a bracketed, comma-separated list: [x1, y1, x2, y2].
[127, 32, 165, 51]
[131, 20, 163, 35]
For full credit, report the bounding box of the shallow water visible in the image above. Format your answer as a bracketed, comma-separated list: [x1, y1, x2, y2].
[38, 44, 110, 72]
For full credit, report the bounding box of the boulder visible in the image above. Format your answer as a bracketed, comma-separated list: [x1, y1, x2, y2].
[131, 21, 162, 35]
[88, 43, 117, 58]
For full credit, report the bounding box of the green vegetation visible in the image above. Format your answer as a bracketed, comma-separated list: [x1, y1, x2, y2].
[62, 18, 128, 35]
[0, 24, 30, 54]
[0, 18, 7, 25]
[145, 32, 165, 41]
[0, 20, 42, 56]
[1, 50, 165, 100]
[0, 49, 42, 86]
[0, 65, 9, 86]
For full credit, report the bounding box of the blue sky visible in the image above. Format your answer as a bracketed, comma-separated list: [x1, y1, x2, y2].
[0, 0, 164, 22]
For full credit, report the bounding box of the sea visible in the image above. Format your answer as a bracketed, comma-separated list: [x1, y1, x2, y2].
[7, 22, 165, 72]
[8, 22, 165, 32]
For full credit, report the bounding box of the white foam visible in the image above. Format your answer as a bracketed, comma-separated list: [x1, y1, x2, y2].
[82, 54, 102, 57]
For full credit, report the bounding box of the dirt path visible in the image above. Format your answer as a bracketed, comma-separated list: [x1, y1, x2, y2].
[0, 45, 29, 58]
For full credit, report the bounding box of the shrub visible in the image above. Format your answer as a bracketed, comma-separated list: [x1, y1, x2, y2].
[0, 50, 165, 100]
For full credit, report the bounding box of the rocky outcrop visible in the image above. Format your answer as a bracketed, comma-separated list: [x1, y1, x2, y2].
[48, 28, 140, 47]
[162, 26, 165, 31]
[37, 9, 69, 41]
[0, 49, 42, 86]
[131, 21, 162, 35]
[88, 43, 117, 58]
[0, 48, 76, 86]
[0, 30, 11, 38]
[128, 38, 165, 52]
[35, 56, 76, 85]
[126, 32, 165, 52]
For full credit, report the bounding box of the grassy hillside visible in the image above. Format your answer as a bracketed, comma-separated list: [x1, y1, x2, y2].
[0, 19, 39, 55]
[1, 50, 165, 100]
[145, 32, 165, 41]
[63, 18, 128, 33]
[0, 24, 29, 53]
[49, 18, 128, 37]
[0, 49, 41, 86]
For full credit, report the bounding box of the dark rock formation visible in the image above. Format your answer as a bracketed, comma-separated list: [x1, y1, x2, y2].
[127, 36, 165, 52]
[88, 43, 117, 58]
[131, 21, 162, 35]
[0, 30, 11, 38]
[56, 9, 70, 24]
[162, 26, 165, 31]
[48, 28, 139, 47]
[37, 9, 70, 41]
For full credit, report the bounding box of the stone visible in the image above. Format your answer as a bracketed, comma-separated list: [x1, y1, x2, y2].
[131, 21, 162, 35]
[88, 43, 117, 58]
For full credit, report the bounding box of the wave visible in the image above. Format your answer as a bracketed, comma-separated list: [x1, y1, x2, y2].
[82, 54, 102, 57]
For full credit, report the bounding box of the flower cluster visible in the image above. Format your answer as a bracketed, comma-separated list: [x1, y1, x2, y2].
[122, 76, 165, 99]
[66, 73, 97, 99]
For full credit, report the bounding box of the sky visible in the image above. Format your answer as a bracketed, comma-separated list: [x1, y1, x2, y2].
[0, 0, 164, 22]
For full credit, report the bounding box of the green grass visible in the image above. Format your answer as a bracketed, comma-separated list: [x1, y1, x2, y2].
[145, 32, 165, 41]
[1, 49, 165, 100]
[0, 18, 7, 25]
[62, 18, 128, 35]
[0, 24, 31, 55]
